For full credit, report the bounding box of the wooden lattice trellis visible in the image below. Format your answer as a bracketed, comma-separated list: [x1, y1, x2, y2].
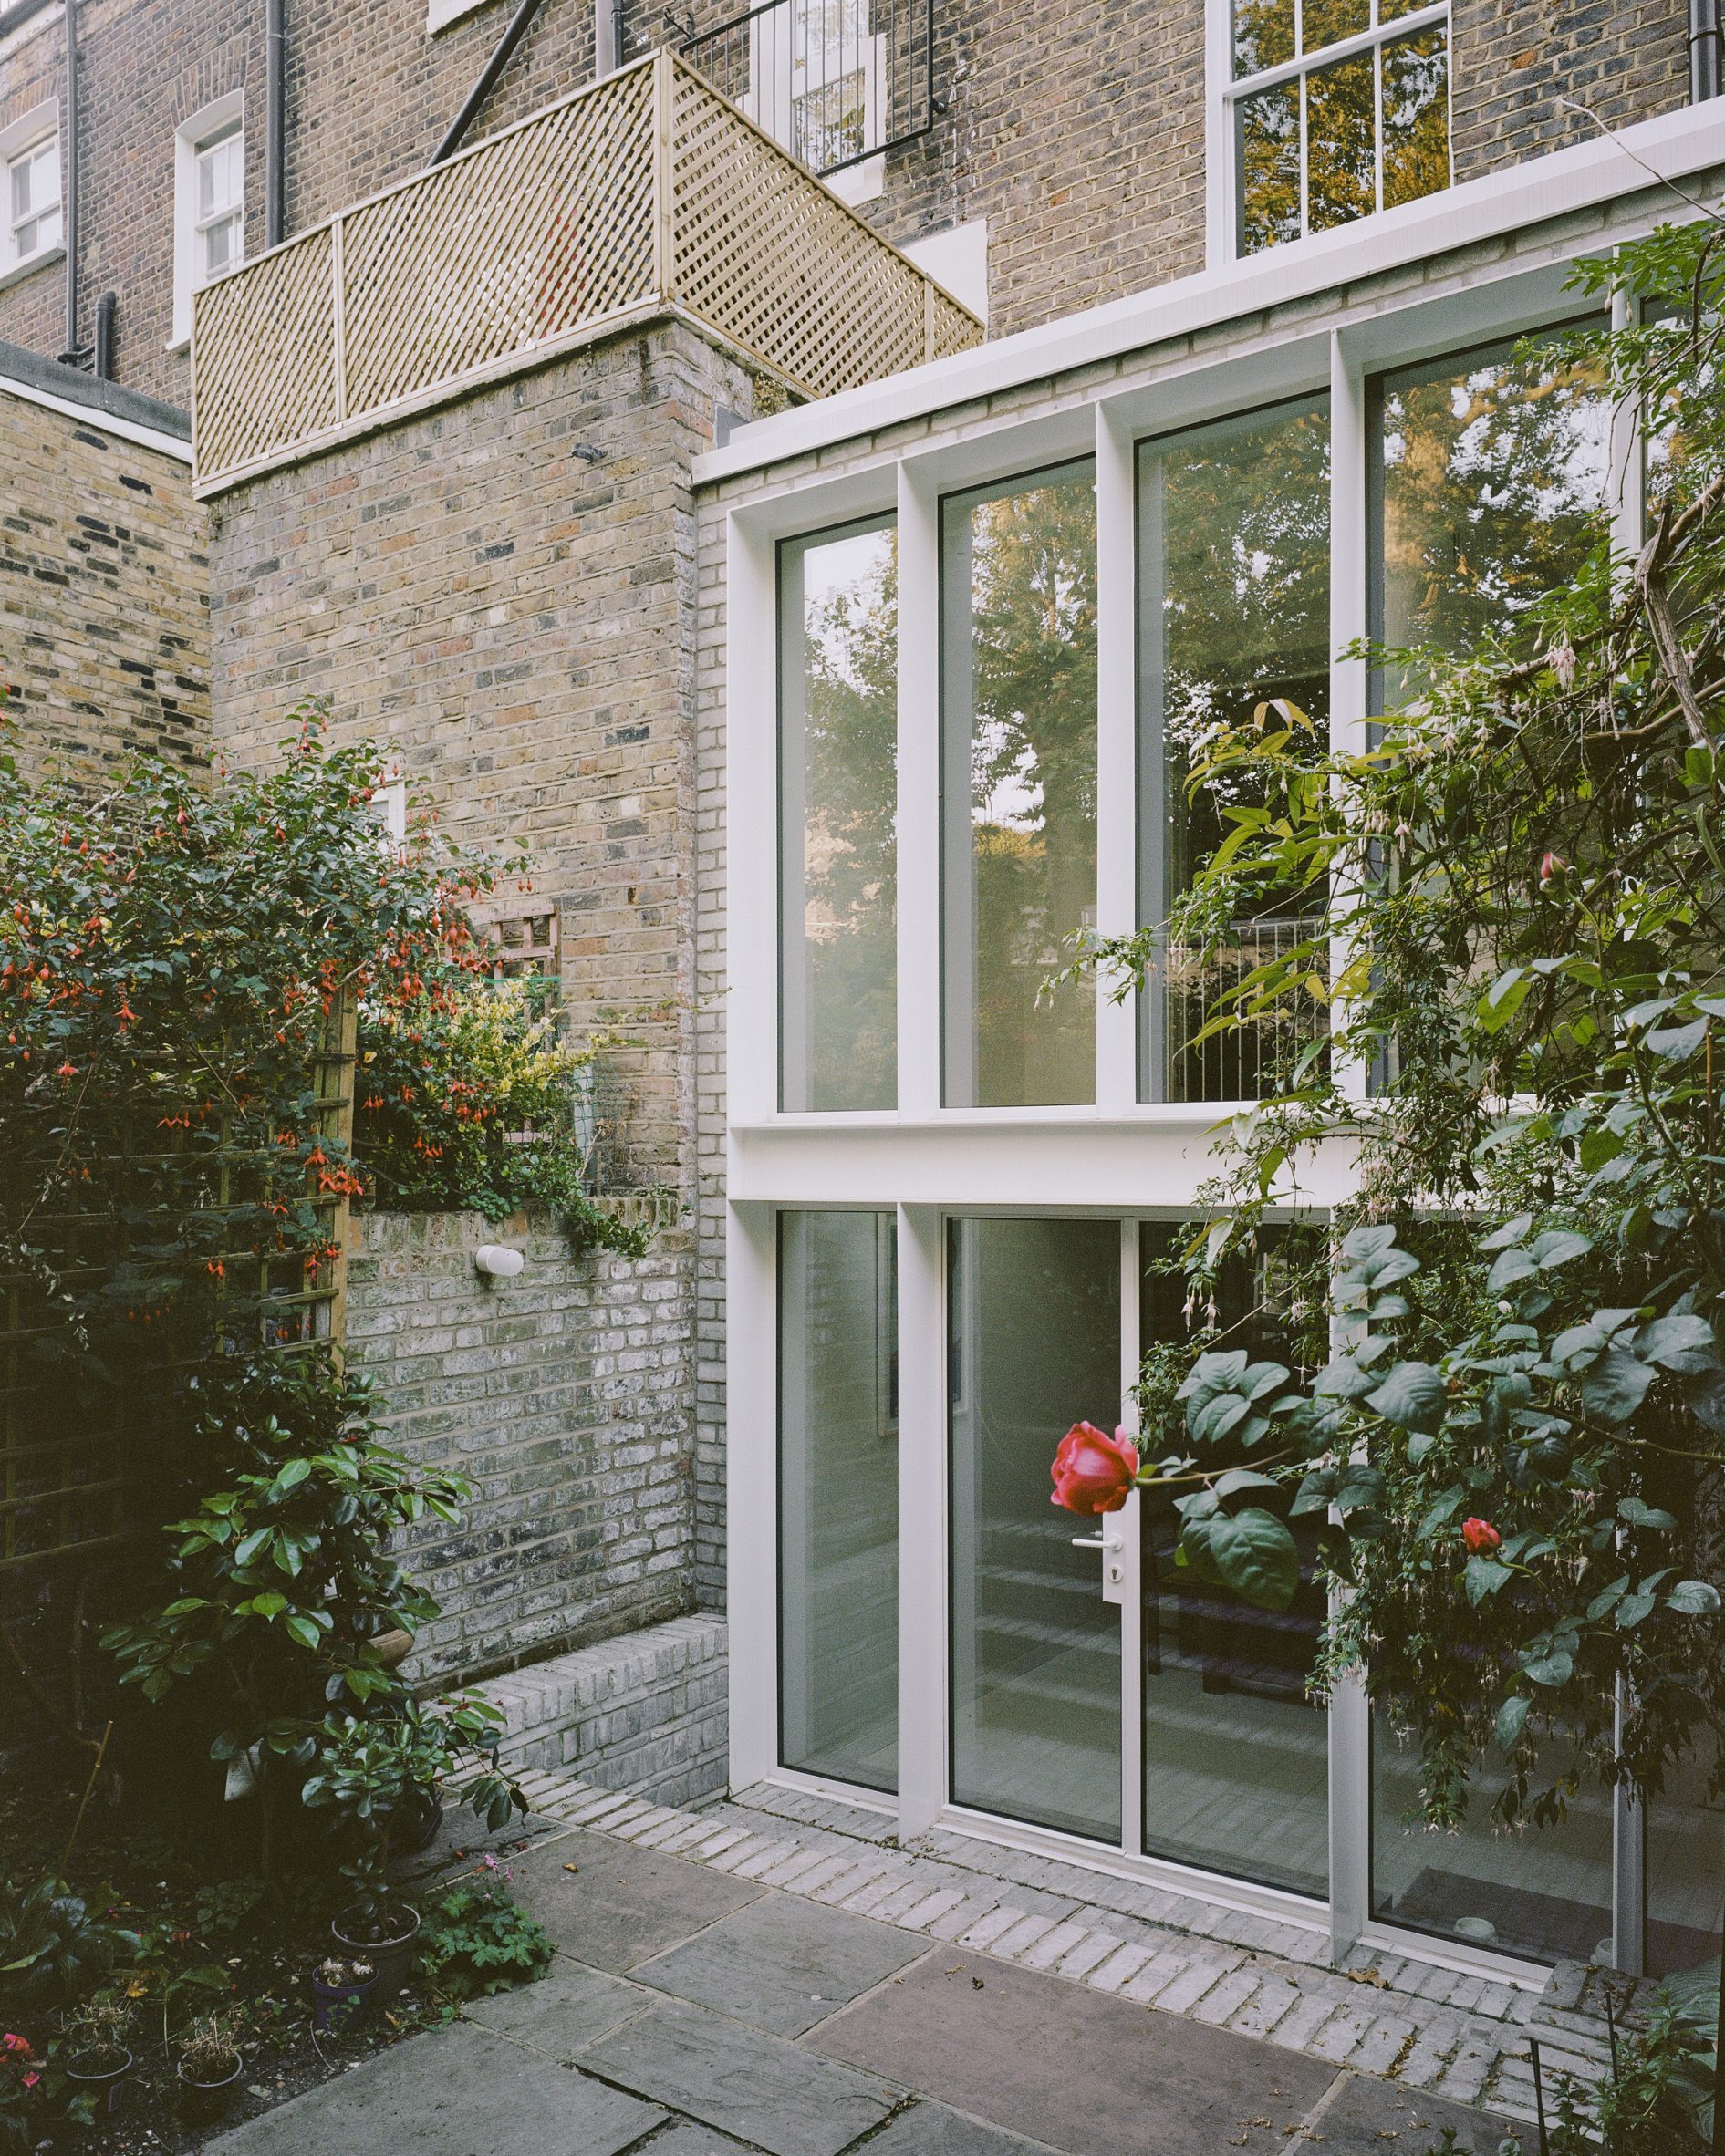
[192, 50, 983, 489]
[0, 1003, 357, 1579]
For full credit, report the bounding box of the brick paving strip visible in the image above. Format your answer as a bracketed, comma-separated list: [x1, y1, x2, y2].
[466, 1760, 1626, 2130]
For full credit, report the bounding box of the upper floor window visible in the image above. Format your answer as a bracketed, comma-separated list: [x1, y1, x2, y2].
[1229, 0, 1450, 255]
[1, 114, 59, 277]
[173, 96, 244, 347]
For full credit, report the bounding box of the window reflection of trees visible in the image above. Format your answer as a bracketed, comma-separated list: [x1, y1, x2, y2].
[963, 472, 1099, 1107]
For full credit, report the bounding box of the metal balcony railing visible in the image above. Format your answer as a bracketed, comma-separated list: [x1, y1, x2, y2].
[1163, 912, 1330, 1104]
[191, 47, 980, 492]
[677, 0, 936, 179]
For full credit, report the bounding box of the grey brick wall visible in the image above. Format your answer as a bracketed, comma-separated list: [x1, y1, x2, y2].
[0, 363, 207, 786]
[348, 1209, 697, 1685]
[208, 319, 758, 1192]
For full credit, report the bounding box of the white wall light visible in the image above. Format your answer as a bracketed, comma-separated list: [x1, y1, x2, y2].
[473, 1244, 526, 1280]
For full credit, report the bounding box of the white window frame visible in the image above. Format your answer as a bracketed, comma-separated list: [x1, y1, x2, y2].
[0, 101, 61, 287]
[743, 0, 888, 206]
[171, 91, 245, 350]
[712, 118, 1714, 1983]
[1205, 0, 1451, 269]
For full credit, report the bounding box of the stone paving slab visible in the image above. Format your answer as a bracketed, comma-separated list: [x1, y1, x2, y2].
[862, 2100, 1072, 2154]
[1293, 2072, 1518, 2154]
[575, 1995, 901, 2156]
[805, 1950, 1336, 2156]
[633, 1888, 928, 2036]
[507, 1829, 766, 1972]
[464, 1958, 654, 2057]
[205, 2020, 664, 2156]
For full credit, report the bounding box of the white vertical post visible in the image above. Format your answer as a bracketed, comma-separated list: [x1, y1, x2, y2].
[898, 462, 943, 1120]
[728, 510, 779, 1125]
[1096, 405, 1138, 1117]
[1326, 325, 1373, 1961]
[1118, 1218, 1143, 1854]
[726, 1201, 780, 1790]
[897, 1202, 948, 1838]
[329, 212, 348, 424]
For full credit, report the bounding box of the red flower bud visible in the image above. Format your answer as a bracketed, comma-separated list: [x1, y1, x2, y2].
[1050, 1421, 1139, 1516]
[1538, 853, 1566, 886]
[1462, 1517, 1502, 1556]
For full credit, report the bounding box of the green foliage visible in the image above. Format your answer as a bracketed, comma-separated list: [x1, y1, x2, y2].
[415, 1862, 554, 2001]
[0, 1878, 139, 2014]
[1080, 221, 1725, 1833]
[300, 1698, 522, 1937]
[354, 973, 649, 1255]
[1541, 1995, 1712, 2154]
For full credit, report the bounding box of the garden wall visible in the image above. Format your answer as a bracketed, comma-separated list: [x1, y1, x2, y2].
[345, 1208, 697, 1687]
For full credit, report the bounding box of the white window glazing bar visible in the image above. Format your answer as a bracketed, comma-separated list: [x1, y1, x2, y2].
[726, 1201, 780, 1789]
[1095, 406, 1138, 1116]
[897, 1202, 949, 1840]
[1117, 1218, 1143, 1856]
[898, 464, 944, 1121]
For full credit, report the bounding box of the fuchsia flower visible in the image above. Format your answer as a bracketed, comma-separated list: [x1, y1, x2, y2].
[1050, 1422, 1139, 1516]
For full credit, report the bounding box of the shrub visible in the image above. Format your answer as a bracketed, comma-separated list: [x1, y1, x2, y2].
[0, 1879, 139, 2016]
[414, 1861, 555, 2000]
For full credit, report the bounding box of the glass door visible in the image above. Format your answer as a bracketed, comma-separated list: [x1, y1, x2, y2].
[948, 1216, 1123, 1844]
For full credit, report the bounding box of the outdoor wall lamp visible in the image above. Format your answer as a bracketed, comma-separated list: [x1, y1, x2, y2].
[473, 1244, 526, 1281]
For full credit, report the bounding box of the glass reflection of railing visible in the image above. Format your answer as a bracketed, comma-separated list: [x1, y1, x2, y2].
[1166, 911, 1328, 1104]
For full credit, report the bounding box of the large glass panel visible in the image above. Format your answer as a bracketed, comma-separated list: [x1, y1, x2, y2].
[1646, 1739, 1725, 1977]
[1302, 0, 1369, 48]
[1138, 399, 1331, 1103]
[950, 1218, 1121, 1841]
[1373, 331, 1612, 701]
[1233, 0, 1294, 77]
[941, 463, 1097, 1108]
[779, 520, 898, 1111]
[779, 1209, 899, 1790]
[1139, 1228, 1329, 1896]
[1373, 1717, 1616, 1964]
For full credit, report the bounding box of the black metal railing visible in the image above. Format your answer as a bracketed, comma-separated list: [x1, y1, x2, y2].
[676, 0, 936, 178]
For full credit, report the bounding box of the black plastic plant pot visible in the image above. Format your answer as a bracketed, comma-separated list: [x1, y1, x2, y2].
[67, 2047, 133, 2119]
[331, 1902, 421, 2003]
[177, 2057, 243, 2124]
[312, 1965, 379, 2034]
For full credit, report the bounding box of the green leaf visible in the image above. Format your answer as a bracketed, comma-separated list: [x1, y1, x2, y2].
[1366, 1362, 1447, 1433]
[1617, 1496, 1679, 1531]
[1521, 1648, 1574, 1688]
[1481, 1214, 1533, 1252]
[1206, 1508, 1302, 1612]
[273, 1457, 314, 1493]
[1495, 1695, 1531, 1751]
[282, 1612, 325, 1650]
[1528, 1228, 1593, 1270]
[1478, 969, 1532, 1033]
[1464, 1557, 1513, 1605]
[1212, 1467, 1286, 1508]
[1290, 1467, 1339, 1516]
[1667, 1580, 1722, 1614]
[1635, 1313, 1718, 1373]
[1486, 1248, 1538, 1291]
[1578, 1349, 1657, 1425]
[1615, 1591, 1657, 1628]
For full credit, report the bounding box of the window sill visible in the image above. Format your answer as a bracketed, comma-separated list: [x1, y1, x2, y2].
[0, 244, 63, 295]
[164, 336, 190, 356]
[427, 0, 497, 31]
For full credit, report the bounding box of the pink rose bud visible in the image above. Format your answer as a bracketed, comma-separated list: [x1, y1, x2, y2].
[1538, 853, 1566, 886]
[1050, 1421, 1139, 1516]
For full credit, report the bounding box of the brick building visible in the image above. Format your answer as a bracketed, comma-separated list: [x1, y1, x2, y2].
[4, 0, 1724, 2035]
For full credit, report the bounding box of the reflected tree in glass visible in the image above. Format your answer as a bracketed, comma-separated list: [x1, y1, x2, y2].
[780, 523, 898, 1111]
[1139, 399, 1331, 1101]
[943, 464, 1097, 1108]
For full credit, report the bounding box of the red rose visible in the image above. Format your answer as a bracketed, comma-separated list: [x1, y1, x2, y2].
[1050, 1422, 1139, 1516]
[1462, 1517, 1502, 1556]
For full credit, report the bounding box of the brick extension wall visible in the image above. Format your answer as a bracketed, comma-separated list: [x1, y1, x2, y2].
[348, 1210, 697, 1685]
[0, 353, 207, 786]
[208, 318, 756, 1192]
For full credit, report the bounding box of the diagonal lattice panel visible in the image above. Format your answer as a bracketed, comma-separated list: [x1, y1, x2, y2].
[193, 225, 338, 482]
[342, 67, 658, 416]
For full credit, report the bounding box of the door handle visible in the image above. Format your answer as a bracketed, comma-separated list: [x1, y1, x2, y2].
[1070, 1531, 1125, 1550]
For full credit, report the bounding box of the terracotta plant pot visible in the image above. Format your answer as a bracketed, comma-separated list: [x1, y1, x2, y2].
[177, 2056, 243, 2125]
[331, 1902, 421, 2003]
[67, 2047, 132, 2120]
[312, 1964, 379, 2034]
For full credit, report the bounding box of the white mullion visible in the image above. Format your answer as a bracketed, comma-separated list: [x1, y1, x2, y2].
[727, 510, 781, 1125]
[898, 462, 943, 1119]
[897, 1203, 949, 1839]
[1118, 1218, 1143, 1856]
[1095, 405, 1138, 1117]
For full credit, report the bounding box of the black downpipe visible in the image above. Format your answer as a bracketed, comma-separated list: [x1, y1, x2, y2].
[431, 0, 548, 165]
[59, 0, 78, 363]
[265, 0, 286, 247]
[91, 288, 115, 379]
[1693, 0, 1723, 100]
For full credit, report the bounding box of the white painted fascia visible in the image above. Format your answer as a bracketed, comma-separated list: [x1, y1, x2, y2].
[0, 369, 192, 462]
[695, 94, 1725, 485]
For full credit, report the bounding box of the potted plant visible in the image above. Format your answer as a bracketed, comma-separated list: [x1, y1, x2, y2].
[175, 2012, 244, 2123]
[62, 2001, 133, 2120]
[310, 1956, 376, 2035]
[302, 1695, 522, 2003]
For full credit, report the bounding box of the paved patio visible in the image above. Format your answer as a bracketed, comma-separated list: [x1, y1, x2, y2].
[209, 1795, 1534, 2156]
